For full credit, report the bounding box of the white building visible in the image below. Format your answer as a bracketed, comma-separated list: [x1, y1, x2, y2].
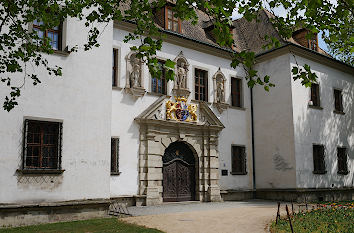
[0, 8, 353, 226]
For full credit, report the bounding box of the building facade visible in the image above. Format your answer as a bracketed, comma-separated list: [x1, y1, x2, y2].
[0, 8, 353, 227]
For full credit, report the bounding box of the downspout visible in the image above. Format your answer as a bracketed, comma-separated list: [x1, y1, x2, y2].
[250, 87, 256, 198]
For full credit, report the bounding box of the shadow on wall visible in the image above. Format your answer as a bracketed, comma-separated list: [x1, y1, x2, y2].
[294, 79, 354, 189]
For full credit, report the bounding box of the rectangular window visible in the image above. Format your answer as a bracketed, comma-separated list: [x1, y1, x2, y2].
[231, 77, 242, 107]
[111, 138, 120, 175]
[313, 145, 326, 174]
[165, 7, 181, 33]
[112, 48, 119, 87]
[231, 146, 247, 174]
[195, 69, 208, 101]
[310, 83, 320, 107]
[23, 120, 62, 170]
[151, 60, 167, 94]
[334, 89, 343, 112]
[33, 20, 62, 50]
[337, 147, 348, 175]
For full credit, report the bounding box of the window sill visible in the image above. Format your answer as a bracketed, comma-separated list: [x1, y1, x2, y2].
[147, 92, 168, 97]
[308, 105, 323, 110]
[52, 49, 70, 57]
[17, 169, 65, 175]
[313, 170, 327, 175]
[111, 172, 121, 176]
[112, 86, 123, 90]
[230, 172, 248, 175]
[337, 171, 349, 175]
[229, 106, 246, 111]
[333, 110, 345, 115]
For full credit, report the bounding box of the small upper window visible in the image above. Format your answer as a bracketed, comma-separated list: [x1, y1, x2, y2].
[151, 60, 167, 94]
[23, 120, 62, 170]
[195, 69, 208, 102]
[165, 7, 181, 33]
[334, 89, 343, 113]
[112, 48, 119, 87]
[33, 20, 62, 50]
[231, 77, 242, 107]
[310, 83, 320, 107]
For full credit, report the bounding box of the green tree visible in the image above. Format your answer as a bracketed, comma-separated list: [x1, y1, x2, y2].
[0, 0, 352, 111]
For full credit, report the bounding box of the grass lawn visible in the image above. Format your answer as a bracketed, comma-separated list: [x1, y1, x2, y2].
[270, 202, 354, 233]
[0, 218, 164, 233]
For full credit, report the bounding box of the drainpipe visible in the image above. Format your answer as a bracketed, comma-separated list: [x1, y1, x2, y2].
[250, 87, 256, 198]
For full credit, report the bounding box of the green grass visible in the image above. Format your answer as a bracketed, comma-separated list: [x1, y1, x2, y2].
[0, 218, 164, 233]
[270, 202, 354, 233]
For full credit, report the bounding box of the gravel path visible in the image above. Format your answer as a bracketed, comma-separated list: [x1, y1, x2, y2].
[123, 200, 280, 233]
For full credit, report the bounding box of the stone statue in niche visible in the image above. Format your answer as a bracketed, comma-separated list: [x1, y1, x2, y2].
[173, 51, 191, 97]
[125, 52, 145, 97]
[216, 77, 225, 103]
[176, 61, 188, 89]
[213, 69, 228, 113]
[129, 55, 142, 88]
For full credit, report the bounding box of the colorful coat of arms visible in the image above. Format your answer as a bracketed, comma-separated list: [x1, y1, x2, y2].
[166, 97, 197, 122]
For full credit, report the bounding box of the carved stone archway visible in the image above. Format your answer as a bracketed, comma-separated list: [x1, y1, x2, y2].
[135, 96, 224, 205]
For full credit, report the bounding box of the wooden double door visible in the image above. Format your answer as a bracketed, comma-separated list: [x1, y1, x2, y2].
[163, 142, 196, 202]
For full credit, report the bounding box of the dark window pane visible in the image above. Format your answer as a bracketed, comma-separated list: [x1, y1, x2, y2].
[111, 138, 119, 174]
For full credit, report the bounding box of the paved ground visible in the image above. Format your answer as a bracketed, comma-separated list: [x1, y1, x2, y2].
[123, 200, 282, 233]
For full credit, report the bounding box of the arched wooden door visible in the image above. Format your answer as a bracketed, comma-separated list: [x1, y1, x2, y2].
[163, 141, 196, 202]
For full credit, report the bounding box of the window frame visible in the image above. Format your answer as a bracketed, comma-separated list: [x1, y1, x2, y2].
[164, 6, 181, 33]
[312, 144, 326, 174]
[231, 77, 243, 108]
[111, 137, 120, 175]
[112, 48, 119, 87]
[20, 119, 63, 174]
[309, 83, 321, 107]
[151, 59, 167, 95]
[32, 20, 63, 51]
[333, 88, 344, 114]
[194, 68, 208, 102]
[337, 147, 349, 175]
[231, 145, 247, 175]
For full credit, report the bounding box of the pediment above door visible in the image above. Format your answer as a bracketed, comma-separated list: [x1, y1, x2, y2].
[135, 96, 224, 130]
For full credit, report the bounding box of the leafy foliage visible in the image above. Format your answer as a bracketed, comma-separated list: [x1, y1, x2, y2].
[0, 0, 352, 111]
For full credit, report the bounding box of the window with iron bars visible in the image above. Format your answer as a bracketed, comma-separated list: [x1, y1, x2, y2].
[111, 138, 120, 175]
[22, 120, 63, 170]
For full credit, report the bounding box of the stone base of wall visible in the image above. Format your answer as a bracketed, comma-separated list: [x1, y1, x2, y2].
[255, 188, 354, 202]
[220, 190, 254, 201]
[0, 199, 110, 228]
[110, 195, 146, 207]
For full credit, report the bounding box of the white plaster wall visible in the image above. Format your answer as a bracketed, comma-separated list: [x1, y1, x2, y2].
[110, 28, 253, 196]
[253, 54, 297, 189]
[0, 19, 113, 204]
[290, 56, 354, 188]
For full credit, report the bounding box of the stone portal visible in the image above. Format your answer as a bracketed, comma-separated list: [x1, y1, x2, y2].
[135, 96, 224, 205]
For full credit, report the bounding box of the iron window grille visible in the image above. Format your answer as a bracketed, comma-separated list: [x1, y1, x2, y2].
[111, 138, 120, 175]
[337, 147, 348, 175]
[22, 120, 63, 170]
[231, 146, 247, 175]
[313, 145, 326, 174]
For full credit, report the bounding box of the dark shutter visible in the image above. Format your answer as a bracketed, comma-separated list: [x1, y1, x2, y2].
[112, 48, 118, 87]
[313, 145, 325, 174]
[231, 146, 246, 174]
[337, 148, 348, 174]
[334, 89, 343, 112]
